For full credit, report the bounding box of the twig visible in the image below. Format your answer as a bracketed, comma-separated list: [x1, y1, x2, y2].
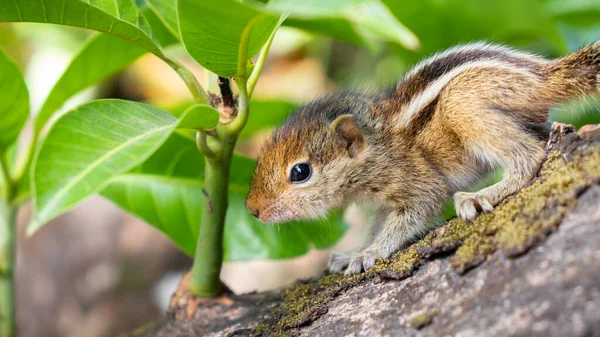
[218, 77, 235, 110]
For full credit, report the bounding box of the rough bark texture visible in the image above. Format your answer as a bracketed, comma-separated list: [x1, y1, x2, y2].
[135, 123, 600, 337]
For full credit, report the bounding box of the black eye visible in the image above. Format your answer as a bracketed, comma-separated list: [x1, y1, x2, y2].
[290, 163, 312, 183]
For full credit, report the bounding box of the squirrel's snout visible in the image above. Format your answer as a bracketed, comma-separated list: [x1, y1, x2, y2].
[246, 197, 261, 219]
[247, 204, 260, 219]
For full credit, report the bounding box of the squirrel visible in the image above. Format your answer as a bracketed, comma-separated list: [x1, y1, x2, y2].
[245, 41, 600, 275]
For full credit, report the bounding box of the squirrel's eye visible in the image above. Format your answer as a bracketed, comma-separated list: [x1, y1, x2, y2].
[290, 163, 312, 184]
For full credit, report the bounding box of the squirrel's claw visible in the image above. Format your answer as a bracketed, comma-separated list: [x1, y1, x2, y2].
[454, 191, 495, 222]
[329, 250, 382, 275]
[345, 254, 365, 275]
[344, 250, 385, 275]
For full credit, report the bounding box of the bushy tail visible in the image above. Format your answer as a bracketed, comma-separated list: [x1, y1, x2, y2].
[545, 41, 600, 100]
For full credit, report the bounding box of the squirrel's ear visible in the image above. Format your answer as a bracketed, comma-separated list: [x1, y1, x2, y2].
[330, 114, 365, 158]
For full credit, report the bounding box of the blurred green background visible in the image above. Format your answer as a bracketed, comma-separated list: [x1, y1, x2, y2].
[0, 0, 598, 336]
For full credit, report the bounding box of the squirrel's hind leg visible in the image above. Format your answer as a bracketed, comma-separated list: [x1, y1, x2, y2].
[453, 122, 546, 222]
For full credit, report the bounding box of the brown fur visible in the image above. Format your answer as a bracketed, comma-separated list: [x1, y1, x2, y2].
[246, 41, 600, 275]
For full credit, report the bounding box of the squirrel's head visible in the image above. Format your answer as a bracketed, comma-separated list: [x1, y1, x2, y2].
[246, 113, 367, 223]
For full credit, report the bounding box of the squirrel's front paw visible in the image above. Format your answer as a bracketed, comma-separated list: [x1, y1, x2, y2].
[344, 250, 385, 275]
[328, 251, 352, 273]
[454, 191, 494, 222]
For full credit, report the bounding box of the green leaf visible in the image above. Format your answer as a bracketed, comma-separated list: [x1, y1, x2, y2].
[178, 0, 280, 77]
[544, 0, 600, 17]
[35, 34, 147, 134]
[0, 47, 29, 150]
[34, 4, 178, 135]
[30, 99, 179, 234]
[259, 0, 366, 17]
[102, 132, 348, 260]
[141, 4, 179, 46]
[223, 195, 347, 261]
[285, 17, 370, 48]
[544, 0, 600, 26]
[258, 0, 419, 49]
[0, 0, 165, 57]
[382, 0, 566, 56]
[101, 133, 202, 255]
[178, 104, 220, 130]
[147, 0, 179, 38]
[347, 1, 419, 49]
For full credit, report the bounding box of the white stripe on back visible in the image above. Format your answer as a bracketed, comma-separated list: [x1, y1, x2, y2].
[397, 59, 539, 127]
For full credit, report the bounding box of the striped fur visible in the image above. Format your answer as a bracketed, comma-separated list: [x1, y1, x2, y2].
[246, 41, 600, 275]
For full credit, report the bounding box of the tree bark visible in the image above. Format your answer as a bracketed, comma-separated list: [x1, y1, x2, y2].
[135, 123, 600, 337]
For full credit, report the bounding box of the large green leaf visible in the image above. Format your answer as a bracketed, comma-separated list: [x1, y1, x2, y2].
[223, 194, 347, 261]
[140, 0, 179, 45]
[382, 0, 566, 57]
[34, 4, 178, 135]
[30, 99, 179, 234]
[260, 0, 419, 49]
[285, 17, 370, 48]
[260, 0, 365, 17]
[101, 133, 202, 255]
[178, 0, 281, 77]
[0, 47, 29, 150]
[544, 0, 600, 26]
[102, 132, 348, 260]
[0, 0, 165, 57]
[147, 0, 179, 37]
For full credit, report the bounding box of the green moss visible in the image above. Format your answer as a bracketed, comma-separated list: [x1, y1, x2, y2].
[409, 311, 437, 329]
[252, 324, 271, 335]
[453, 146, 600, 271]
[255, 141, 600, 336]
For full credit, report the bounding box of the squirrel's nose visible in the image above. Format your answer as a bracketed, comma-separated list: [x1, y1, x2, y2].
[246, 201, 260, 219]
[248, 207, 260, 218]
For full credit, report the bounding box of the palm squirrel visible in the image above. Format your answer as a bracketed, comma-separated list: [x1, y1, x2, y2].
[246, 41, 600, 275]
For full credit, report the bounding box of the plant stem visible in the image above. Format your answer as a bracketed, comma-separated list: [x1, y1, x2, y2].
[188, 132, 236, 297]
[247, 29, 276, 98]
[186, 15, 283, 297]
[0, 198, 17, 337]
[247, 14, 287, 97]
[13, 134, 34, 193]
[196, 130, 216, 158]
[165, 58, 211, 105]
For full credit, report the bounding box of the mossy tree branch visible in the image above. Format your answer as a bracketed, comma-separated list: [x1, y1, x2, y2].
[145, 124, 600, 337]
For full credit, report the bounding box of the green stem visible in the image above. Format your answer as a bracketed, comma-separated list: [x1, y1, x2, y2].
[195, 130, 216, 158]
[0, 198, 17, 337]
[247, 26, 278, 98]
[165, 58, 211, 105]
[186, 15, 283, 297]
[225, 77, 251, 134]
[188, 132, 236, 297]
